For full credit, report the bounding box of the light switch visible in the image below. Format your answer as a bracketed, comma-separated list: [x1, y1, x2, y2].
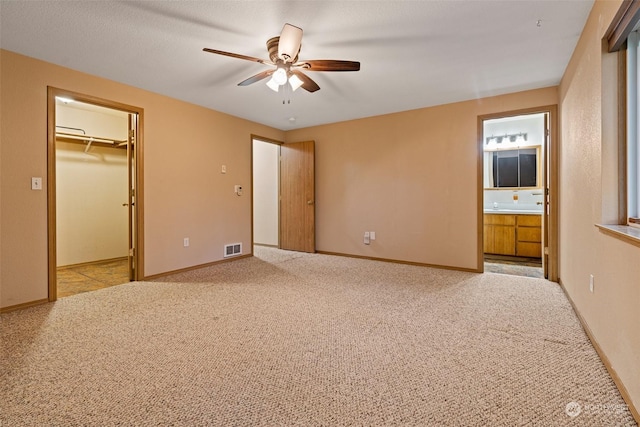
[221, 165, 227, 174]
[31, 177, 42, 190]
[370, 231, 376, 240]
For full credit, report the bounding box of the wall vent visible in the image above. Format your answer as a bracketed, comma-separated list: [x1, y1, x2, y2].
[224, 243, 242, 258]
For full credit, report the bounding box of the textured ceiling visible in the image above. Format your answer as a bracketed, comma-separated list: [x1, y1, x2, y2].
[0, 1, 593, 130]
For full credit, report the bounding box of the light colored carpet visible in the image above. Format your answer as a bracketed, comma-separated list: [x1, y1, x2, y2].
[1, 247, 635, 426]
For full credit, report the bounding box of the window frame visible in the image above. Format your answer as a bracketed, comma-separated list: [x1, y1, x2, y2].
[606, 0, 640, 228]
[627, 31, 640, 226]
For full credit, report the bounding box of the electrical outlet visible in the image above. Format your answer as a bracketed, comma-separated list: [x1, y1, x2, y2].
[184, 237, 190, 247]
[364, 231, 370, 245]
[589, 274, 594, 293]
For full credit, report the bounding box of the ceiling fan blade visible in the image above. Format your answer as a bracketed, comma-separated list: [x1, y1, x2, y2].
[278, 23, 303, 62]
[295, 60, 360, 72]
[203, 48, 272, 65]
[291, 70, 320, 93]
[238, 69, 275, 86]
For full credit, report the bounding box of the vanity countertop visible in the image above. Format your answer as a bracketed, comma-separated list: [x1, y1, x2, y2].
[483, 209, 542, 215]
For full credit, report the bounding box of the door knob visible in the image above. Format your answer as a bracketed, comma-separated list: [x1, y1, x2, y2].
[122, 203, 129, 206]
[307, 200, 314, 205]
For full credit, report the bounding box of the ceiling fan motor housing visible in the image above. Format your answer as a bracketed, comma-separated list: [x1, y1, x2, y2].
[267, 37, 299, 64]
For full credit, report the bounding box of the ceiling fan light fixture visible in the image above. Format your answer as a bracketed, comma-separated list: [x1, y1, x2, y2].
[203, 22, 359, 95]
[272, 67, 288, 85]
[266, 77, 280, 92]
[289, 74, 304, 91]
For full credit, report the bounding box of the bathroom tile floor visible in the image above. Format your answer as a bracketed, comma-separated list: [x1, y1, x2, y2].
[484, 255, 544, 279]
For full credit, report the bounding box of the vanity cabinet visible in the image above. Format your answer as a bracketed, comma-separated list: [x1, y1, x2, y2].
[484, 214, 542, 258]
[484, 214, 516, 255]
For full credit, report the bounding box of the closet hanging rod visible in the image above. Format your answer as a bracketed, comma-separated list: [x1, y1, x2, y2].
[56, 125, 86, 135]
[55, 131, 127, 145]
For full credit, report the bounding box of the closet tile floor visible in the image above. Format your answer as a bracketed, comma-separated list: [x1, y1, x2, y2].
[484, 254, 544, 279]
[57, 258, 130, 298]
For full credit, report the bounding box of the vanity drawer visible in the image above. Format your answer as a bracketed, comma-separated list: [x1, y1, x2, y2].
[517, 215, 541, 227]
[517, 227, 541, 242]
[484, 214, 516, 225]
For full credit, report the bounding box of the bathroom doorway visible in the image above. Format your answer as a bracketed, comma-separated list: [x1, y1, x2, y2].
[47, 88, 144, 300]
[479, 107, 558, 280]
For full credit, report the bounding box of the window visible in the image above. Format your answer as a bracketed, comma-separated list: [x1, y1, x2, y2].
[486, 148, 538, 188]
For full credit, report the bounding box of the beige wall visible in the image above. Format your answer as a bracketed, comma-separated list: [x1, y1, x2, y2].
[285, 88, 557, 269]
[559, 0, 640, 411]
[0, 49, 284, 308]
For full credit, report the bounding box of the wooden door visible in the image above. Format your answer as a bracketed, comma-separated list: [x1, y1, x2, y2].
[280, 141, 315, 252]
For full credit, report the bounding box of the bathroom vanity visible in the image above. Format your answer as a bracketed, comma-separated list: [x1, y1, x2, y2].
[483, 212, 542, 258]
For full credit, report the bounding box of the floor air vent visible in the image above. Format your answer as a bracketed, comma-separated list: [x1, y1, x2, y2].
[224, 243, 242, 258]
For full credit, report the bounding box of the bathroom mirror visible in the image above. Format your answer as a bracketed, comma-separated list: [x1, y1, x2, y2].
[484, 147, 540, 188]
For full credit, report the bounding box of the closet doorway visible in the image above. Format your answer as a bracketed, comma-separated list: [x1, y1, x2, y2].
[252, 137, 281, 248]
[47, 88, 144, 300]
[252, 135, 316, 253]
[479, 106, 558, 281]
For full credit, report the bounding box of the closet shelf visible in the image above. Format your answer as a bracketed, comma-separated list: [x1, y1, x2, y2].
[56, 131, 127, 148]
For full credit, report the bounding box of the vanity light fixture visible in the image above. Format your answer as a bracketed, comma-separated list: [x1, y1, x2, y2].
[485, 132, 528, 145]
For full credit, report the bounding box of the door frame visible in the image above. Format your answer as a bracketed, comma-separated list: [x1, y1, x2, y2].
[477, 105, 559, 281]
[251, 135, 283, 250]
[250, 135, 316, 253]
[47, 87, 145, 301]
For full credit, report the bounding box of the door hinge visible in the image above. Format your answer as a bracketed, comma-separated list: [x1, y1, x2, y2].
[129, 129, 135, 138]
[129, 248, 135, 257]
[130, 189, 135, 197]
[544, 247, 549, 255]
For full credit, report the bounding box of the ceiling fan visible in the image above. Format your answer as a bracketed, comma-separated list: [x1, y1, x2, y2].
[203, 23, 360, 93]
